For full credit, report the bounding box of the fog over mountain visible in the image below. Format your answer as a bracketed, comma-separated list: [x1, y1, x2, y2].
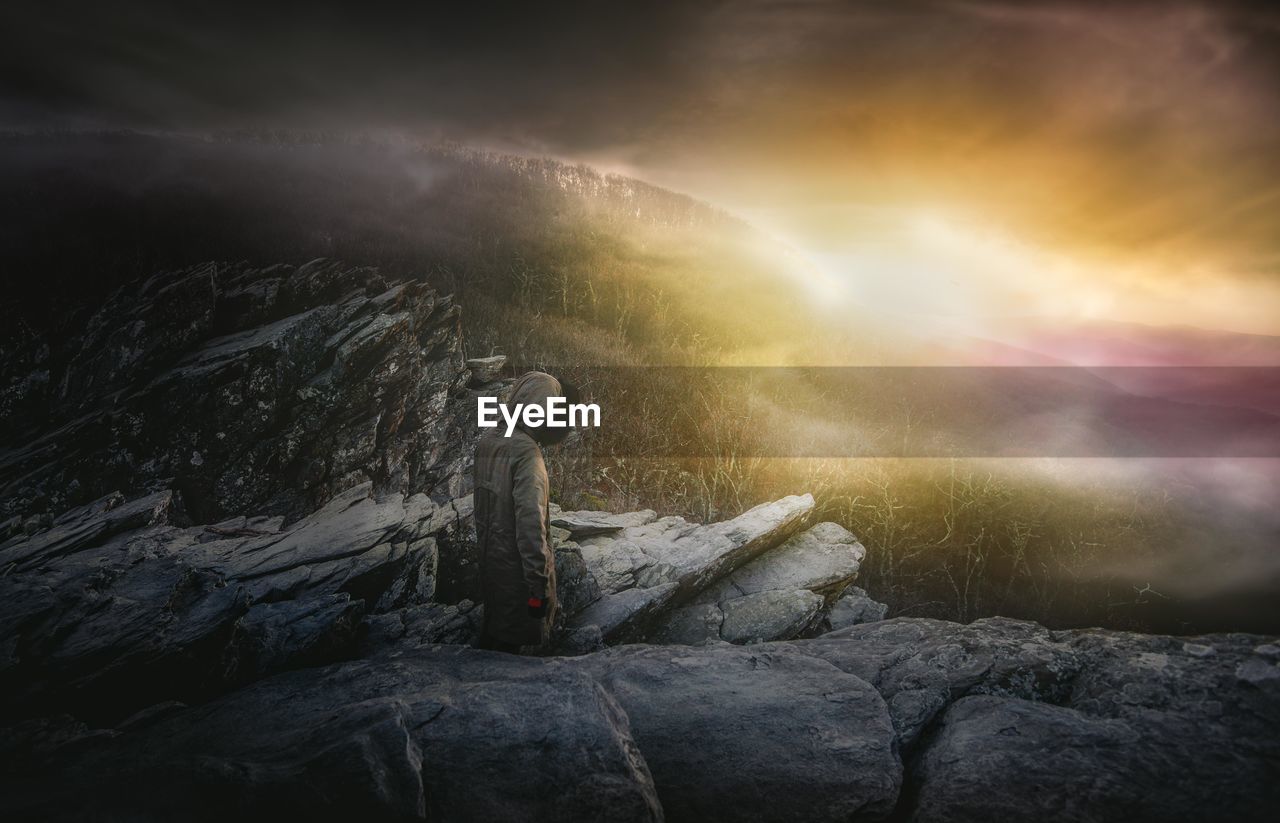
[5, 1, 1280, 333]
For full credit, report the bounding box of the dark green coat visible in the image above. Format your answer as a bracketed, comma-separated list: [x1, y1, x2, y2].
[473, 372, 561, 647]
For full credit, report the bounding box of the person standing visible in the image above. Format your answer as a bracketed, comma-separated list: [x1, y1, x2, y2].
[472, 371, 569, 653]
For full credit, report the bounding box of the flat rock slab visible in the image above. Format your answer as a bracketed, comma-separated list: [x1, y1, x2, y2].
[647, 521, 869, 645]
[4, 650, 663, 823]
[0, 481, 456, 721]
[187, 482, 439, 603]
[551, 508, 659, 539]
[911, 693, 1275, 822]
[579, 495, 813, 592]
[0, 490, 178, 573]
[4, 618, 1280, 821]
[582, 643, 901, 822]
[569, 583, 680, 643]
[575, 495, 815, 628]
[695, 521, 865, 604]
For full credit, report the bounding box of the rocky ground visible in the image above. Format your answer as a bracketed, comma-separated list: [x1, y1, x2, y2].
[2, 262, 1278, 821]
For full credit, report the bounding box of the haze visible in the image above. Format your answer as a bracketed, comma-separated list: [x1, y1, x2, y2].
[6, 1, 1277, 335]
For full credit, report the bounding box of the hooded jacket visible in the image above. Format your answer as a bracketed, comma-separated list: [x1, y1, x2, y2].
[473, 371, 562, 647]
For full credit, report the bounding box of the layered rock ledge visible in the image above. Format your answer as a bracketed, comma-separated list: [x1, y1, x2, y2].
[3, 478, 1277, 822]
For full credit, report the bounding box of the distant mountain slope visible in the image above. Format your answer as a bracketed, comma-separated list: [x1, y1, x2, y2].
[981, 317, 1280, 367]
[949, 318, 1280, 416]
[0, 132, 877, 369]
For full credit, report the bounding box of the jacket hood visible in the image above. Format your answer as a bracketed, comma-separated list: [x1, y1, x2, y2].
[506, 371, 565, 444]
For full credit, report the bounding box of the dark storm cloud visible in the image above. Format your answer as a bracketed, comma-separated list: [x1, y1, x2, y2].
[4, 0, 1280, 307]
[0, 0, 727, 144]
[5, 1, 1278, 158]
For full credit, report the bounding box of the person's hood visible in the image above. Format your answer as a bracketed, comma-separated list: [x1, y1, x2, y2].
[506, 370, 564, 444]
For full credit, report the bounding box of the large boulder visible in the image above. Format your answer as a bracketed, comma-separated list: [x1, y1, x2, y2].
[579, 643, 901, 822]
[911, 696, 1185, 822]
[718, 589, 824, 644]
[695, 520, 865, 601]
[826, 586, 888, 630]
[3, 650, 664, 823]
[649, 521, 867, 645]
[798, 617, 1087, 750]
[795, 617, 1280, 821]
[567, 496, 815, 641]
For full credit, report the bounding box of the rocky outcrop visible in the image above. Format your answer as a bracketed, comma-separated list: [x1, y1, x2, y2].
[0, 478, 464, 723]
[649, 520, 868, 645]
[559, 496, 822, 641]
[3, 619, 1277, 822]
[0, 259, 471, 524]
[2, 650, 664, 823]
[4, 260, 1277, 821]
[798, 617, 1280, 821]
[826, 585, 889, 629]
[581, 643, 901, 821]
[2, 481, 1277, 820]
[0, 467, 865, 725]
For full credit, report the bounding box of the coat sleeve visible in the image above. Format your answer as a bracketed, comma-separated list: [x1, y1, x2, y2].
[511, 441, 551, 600]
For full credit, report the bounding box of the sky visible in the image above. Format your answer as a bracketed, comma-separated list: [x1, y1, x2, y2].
[4, 0, 1280, 333]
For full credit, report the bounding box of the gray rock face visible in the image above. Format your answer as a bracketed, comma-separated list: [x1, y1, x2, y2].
[361, 601, 484, 653]
[800, 617, 1086, 750]
[1, 607, 1276, 822]
[551, 506, 659, 539]
[185, 482, 441, 604]
[567, 496, 816, 641]
[1, 260, 472, 524]
[431, 494, 479, 602]
[719, 589, 824, 644]
[229, 594, 366, 683]
[646, 520, 870, 645]
[583, 644, 901, 822]
[655, 589, 827, 647]
[4, 650, 664, 823]
[555, 543, 604, 617]
[0, 489, 179, 573]
[826, 586, 889, 629]
[0, 480, 460, 722]
[698, 520, 864, 600]
[651, 603, 726, 646]
[911, 696, 1174, 823]
[798, 617, 1280, 821]
[572, 584, 680, 643]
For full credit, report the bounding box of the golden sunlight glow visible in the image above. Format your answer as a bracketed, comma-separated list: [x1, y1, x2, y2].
[746, 205, 1280, 339]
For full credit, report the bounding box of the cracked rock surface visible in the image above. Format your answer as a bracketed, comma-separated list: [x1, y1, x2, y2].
[1, 259, 471, 525]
